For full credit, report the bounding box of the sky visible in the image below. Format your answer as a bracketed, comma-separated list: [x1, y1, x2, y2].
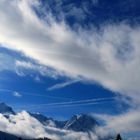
[0, 0, 140, 139]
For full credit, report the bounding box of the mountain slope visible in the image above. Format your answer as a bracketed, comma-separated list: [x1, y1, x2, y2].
[31, 113, 98, 132]
[30, 113, 67, 129]
[64, 114, 98, 132]
[0, 103, 15, 115]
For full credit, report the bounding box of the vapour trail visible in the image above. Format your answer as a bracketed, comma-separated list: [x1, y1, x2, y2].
[26, 100, 115, 110]
[21, 97, 116, 109]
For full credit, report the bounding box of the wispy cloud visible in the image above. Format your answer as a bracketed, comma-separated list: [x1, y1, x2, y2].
[15, 60, 60, 79]
[47, 79, 79, 91]
[94, 109, 140, 138]
[13, 91, 22, 98]
[0, 53, 15, 72]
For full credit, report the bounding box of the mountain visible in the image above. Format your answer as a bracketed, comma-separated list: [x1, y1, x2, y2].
[0, 103, 98, 132]
[64, 114, 98, 132]
[30, 113, 56, 127]
[0, 103, 100, 139]
[0, 103, 66, 128]
[30, 113, 67, 129]
[0, 103, 15, 115]
[31, 113, 98, 132]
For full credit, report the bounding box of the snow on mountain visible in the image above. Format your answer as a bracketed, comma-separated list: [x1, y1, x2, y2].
[0, 103, 98, 133]
[64, 115, 82, 129]
[64, 114, 98, 132]
[30, 113, 98, 132]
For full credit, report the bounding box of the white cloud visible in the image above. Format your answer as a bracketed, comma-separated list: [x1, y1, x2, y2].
[13, 91, 22, 98]
[47, 79, 79, 91]
[0, 0, 140, 104]
[93, 109, 140, 137]
[15, 60, 60, 79]
[0, 111, 51, 139]
[0, 53, 15, 71]
[0, 111, 99, 140]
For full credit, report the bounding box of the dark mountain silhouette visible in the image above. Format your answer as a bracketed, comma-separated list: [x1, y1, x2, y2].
[0, 131, 51, 140]
[0, 103, 15, 115]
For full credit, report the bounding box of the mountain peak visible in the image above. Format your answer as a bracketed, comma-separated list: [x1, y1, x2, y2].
[0, 102, 15, 115]
[64, 114, 98, 132]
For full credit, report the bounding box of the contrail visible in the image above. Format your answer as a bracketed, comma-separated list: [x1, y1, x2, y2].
[47, 79, 80, 91]
[20, 97, 116, 110]
[0, 88, 116, 110]
[27, 100, 115, 110]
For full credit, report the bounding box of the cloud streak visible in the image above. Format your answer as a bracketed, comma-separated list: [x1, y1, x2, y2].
[47, 79, 79, 91]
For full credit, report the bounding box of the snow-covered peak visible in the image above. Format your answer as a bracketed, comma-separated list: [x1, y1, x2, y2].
[63, 114, 98, 132]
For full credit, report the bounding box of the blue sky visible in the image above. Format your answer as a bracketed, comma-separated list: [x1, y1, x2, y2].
[0, 47, 128, 119]
[0, 0, 140, 139]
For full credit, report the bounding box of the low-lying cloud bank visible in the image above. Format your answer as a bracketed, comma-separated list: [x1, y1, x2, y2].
[0, 110, 139, 140]
[93, 109, 140, 139]
[0, 111, 49, 139]
[0, 111, 99, 140]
